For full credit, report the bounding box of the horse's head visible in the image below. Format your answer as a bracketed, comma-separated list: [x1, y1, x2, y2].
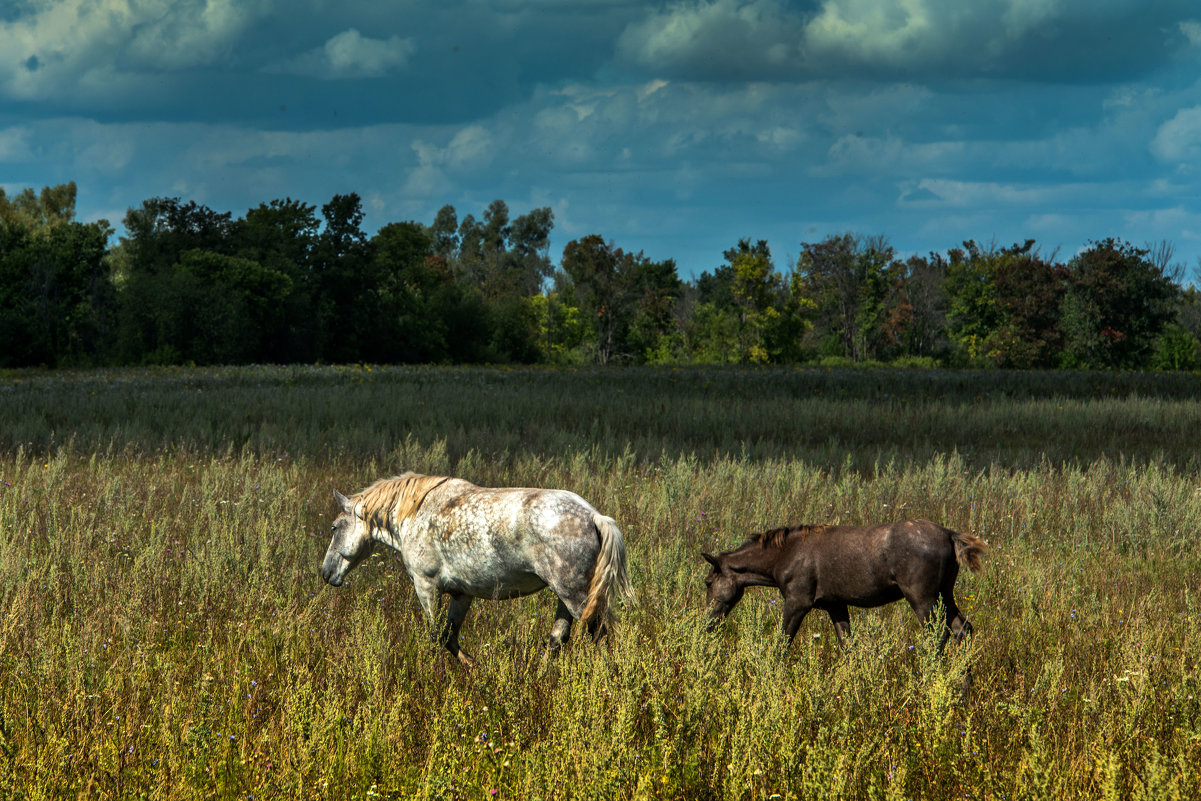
[701, 552, 744, 629]
[320, 490, 376, 587]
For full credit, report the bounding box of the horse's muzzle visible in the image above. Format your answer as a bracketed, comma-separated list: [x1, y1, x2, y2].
[319, 553, 347, 586]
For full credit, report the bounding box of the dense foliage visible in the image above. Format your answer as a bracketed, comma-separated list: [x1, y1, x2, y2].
[3, 183, 1200, 370]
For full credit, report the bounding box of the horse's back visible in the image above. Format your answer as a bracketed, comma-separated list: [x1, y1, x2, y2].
[801, 520, 960, 603]
[406, 481, 605, 598]
[426, 482, 599, 542]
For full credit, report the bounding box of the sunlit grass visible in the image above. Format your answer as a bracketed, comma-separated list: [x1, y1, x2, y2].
[1, 365, 1199, 799]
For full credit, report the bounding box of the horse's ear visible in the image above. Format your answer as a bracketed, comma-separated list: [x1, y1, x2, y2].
[702, 552, 721, 570]
[333, 489, 354, 514]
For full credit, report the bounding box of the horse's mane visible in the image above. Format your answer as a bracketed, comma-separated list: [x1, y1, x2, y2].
[354, 472, 450, 530]
[748, 524, 828, 550]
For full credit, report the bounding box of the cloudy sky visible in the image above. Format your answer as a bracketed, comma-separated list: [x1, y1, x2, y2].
[3, 0, 1201, 278]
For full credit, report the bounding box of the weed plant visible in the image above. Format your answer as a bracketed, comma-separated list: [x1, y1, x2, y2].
[0, 365, 1199, 799]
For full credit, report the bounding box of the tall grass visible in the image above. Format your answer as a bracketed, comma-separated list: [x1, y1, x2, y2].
[5, 364, 1201, 468]
[1, 365, 1199, 799]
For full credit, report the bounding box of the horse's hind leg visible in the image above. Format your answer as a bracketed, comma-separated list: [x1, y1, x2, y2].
[542, 566, 609, 644]
[546, 598, 574, 655]
[905, 595, 950, 651]
[941, 588, 976, 703]
[826, 603, 852, 643]
[584, 610, 607, 643]
[942, 589, 972, 644]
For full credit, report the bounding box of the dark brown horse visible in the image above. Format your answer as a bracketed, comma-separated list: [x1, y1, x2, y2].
[702, 520, 986, 648]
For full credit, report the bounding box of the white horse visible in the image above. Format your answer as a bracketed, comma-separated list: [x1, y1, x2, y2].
[319, 472, 635, 667]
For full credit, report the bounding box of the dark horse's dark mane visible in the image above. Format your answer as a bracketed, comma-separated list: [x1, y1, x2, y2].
[747, 525, 829, 550]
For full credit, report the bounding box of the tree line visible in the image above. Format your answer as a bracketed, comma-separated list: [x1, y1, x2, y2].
[3, 182, 1199, 370]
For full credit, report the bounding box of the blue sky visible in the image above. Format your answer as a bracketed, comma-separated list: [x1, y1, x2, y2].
[3, 0, 1201, 279]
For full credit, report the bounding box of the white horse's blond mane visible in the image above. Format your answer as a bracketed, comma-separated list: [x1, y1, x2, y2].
[354, 471, 449, 531]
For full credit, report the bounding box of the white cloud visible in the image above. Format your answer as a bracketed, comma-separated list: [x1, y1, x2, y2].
[1180, 20, 1201, 46]
[412, 125, 494, 171]
[0, 126, 35, 162]
[1024, 212, 1079, 233]
[908, 178, 1088, 207]
[404, 124, 495, 198]
[1123, 207, 1201, 247]
[756, 125, 804, 150]
[125, 0, 261, 70]
[821, 134, 966, 177]
[0, 0, 268, 100]
[617, 0, 1193, 80]
[548, 84, 619, 122]
[1151, 105, 1201, 163]
[617, 0, 803, 77]
[321, 29, 415, 77]
[266, 28, 415, 79]
[401, 163, 451, 199]
[77, 136, 137, 173]
[802, 0, 950, 67]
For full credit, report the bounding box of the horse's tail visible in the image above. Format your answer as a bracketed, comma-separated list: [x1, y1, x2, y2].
[580, 514, 636, 633]
[950, 528, 988, 573]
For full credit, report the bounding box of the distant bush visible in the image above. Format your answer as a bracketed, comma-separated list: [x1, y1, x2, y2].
[890, 355, 941, 369]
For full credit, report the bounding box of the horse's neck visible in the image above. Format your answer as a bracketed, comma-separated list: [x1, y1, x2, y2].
[730, 548, 779, 588]
[370, 512, 409, 553]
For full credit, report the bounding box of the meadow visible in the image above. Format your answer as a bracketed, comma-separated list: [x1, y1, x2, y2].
[1, 364, 1199, 800]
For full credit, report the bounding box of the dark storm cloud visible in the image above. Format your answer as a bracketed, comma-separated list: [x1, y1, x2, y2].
[615, 0, 1200, 84]
[0, 0, 635, 127]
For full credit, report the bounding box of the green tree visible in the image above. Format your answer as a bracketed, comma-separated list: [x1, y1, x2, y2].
[1151, 324, 1200, 371]
[0, 183, 114, 367]
[1059, 238, 1178, 369]
[309, 193, 371, 363]
[364, 220, 481, 364]
[454, 201, 554, 299]
[943, 240, 1067, 367]
[885, 253, 949, 360]
[795, 234, 895, 361]
[622, 255, 683, 363]
[164, 250, 292, 364]
[230, 198, 321, 361]
[560, 235, 682, 364]
[688, 240, 801, 364]
[429, 204, 459, 260]
[682, 300, 741, 363]
[442, 200, 554, 362]
[530, 288, 588, 364]
[726, 239, 786, 363]
[560, 235, 627, 364]
[116, 197, 236, 362]
[0, 182, 79, 230]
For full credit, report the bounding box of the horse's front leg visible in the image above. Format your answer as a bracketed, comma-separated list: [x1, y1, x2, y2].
[412, 579, 475, 668]
[442, 593, 476, 668]
[781, 598, 813, 649]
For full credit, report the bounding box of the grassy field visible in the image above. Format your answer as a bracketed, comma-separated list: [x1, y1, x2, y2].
[1, 364, 1199, 800]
